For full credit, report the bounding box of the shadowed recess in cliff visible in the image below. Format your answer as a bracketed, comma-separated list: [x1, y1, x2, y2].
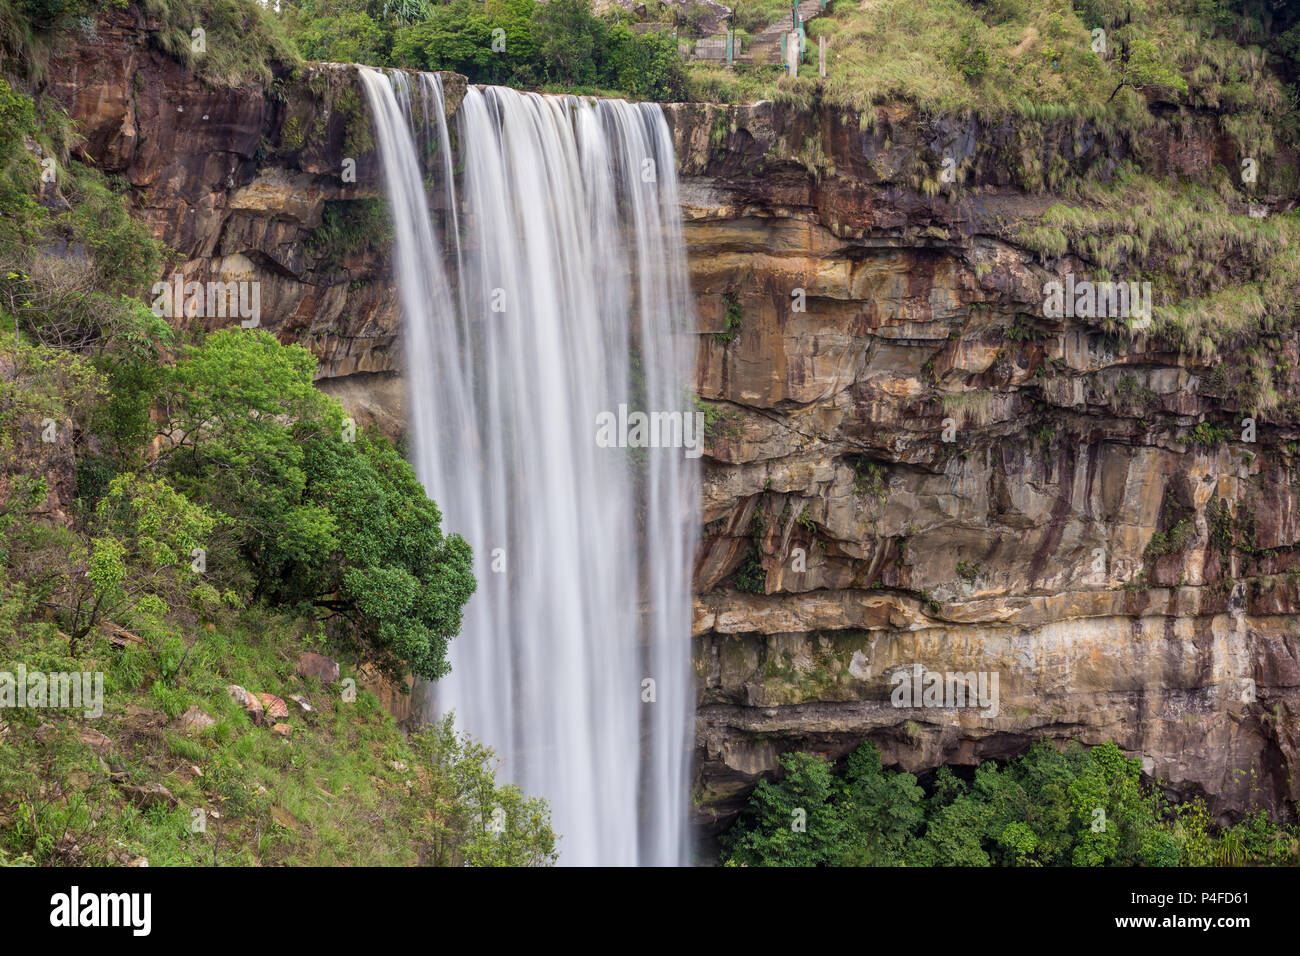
[357, 68, 699, 866]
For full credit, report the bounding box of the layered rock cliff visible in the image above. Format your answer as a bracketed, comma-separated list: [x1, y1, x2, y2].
[41, 7, 1300, 834]
[665, 100, 1300, 828]
[43, 5, 463, 431]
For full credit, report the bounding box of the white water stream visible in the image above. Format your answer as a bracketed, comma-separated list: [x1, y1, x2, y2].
[358, 68, 698, 866]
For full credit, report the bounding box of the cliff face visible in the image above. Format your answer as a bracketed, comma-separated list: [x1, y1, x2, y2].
[44, 6, 461, 431]
[44, 13, 1300, 831]
[664, 101, 1300, 827]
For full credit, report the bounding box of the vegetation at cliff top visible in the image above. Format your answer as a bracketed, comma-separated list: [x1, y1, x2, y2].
[297, 0, 688, 100]
[1, 0, 301, 85]
[7, 0, 1299, 128]
[688, 0, 1299, 127]
[0, 72, 553, 865]
[722, 740, 1299, 866]
[4, 0, 689, 97]
[1016, 166, 1300, 418]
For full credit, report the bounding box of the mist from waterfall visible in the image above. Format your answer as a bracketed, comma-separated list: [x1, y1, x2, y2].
[358, 68, 698, 866]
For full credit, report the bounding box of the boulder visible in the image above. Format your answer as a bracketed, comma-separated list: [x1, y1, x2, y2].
[297, 652, 340, 685]
[226, 685, 264, 724]
[176, 705, 216, 734]
[121, 782, 177, 811]
[258, 693, 289, 719]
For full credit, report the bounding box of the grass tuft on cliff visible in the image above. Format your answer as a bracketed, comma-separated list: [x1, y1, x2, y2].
[139, 0, 302, 86]
[0, 0, 302, 86]
[1015, 167, 1300, 414]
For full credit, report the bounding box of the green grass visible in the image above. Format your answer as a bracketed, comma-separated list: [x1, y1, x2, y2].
[686, 0, 1294, 151]
[1015, 167, 1300, 413]
[0, 605, 554, 866]
[137, 0, 302, 86]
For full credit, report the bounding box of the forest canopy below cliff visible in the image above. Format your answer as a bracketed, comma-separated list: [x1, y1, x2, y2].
[722, 741, 1300, 866]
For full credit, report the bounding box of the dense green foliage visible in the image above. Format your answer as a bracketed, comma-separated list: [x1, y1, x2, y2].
[0, 69, 544, 865]
[155, 330, 476, 681]
[722, 740, 1299, 866]
[291, 0, 686, 100]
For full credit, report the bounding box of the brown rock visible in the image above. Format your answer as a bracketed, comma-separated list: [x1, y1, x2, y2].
[270, 806, 300, 831]
[77, 727, 116, 759]
[297, 652, 340, 685]
[176, 705, 216, 734]
[258, 694, 289, 719]
[271, 722, 293, 739]
[120, 782, 177, 812]
[226, 685, 264, 724]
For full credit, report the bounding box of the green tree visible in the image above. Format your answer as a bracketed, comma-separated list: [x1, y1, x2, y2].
[837, 743, 925, 865]
[1108, 30, 1190, 102]
[722, 751, 846, 866]
[1067, 741, 1154, 865]
[157, 329, 474, 681]
[291, 432, 476, 681]
[532, 0, 602, 86]
[407, 713, 557, 866]
[46, 472, 216, 649]
[602, 22, 685, 100]
[159, 328, 342, 577]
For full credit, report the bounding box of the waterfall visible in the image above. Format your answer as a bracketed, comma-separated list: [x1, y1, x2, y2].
[358, 68, 698, 866]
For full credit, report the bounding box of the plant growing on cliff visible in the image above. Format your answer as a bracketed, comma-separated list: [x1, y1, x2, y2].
[734, 547, 766, 594]
[693, 394, 741, 442]
[1144, 518, 1194, 560]
[713, 290, 744, 345]
[852, 458, 888, 503]
[133, 0, 302, 86]
[1189, 420, 1234, 445]
[1109, 33, 1190, 102]
[307, 198, 394, 270]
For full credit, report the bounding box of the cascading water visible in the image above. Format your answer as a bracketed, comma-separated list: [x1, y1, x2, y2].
[358, 68, 698, 866]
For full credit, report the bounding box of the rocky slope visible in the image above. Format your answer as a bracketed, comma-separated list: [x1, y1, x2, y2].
[41, 8, 1300, 833]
